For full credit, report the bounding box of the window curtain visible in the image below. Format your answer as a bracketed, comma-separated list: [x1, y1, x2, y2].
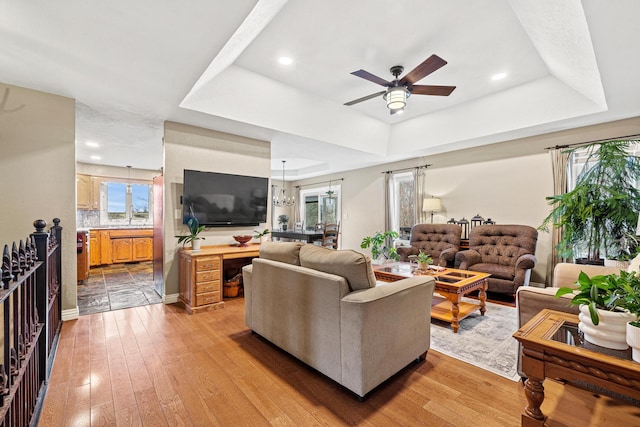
[294, 185, 301, 224]
[413, 167, 428, 224]
[384, 172, 392, 233]
[550, 147, 570, 279]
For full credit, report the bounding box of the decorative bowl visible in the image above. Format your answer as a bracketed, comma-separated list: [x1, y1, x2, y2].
[233, 235, 253, 247]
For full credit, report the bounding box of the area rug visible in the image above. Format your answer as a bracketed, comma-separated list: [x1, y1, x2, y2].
[429, 298, 521, 381]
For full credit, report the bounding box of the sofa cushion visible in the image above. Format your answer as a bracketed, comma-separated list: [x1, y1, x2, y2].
[299, 244, 376, 291]
[628, 253, 640, 274]
[260, 241, 305, 265]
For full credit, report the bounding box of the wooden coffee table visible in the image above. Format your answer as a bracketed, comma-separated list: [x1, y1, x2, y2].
[373, 262, 490, 333]
[513, 309, 640, 427]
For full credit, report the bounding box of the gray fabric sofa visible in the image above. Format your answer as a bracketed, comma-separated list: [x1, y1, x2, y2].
[242, 241, 436, 398]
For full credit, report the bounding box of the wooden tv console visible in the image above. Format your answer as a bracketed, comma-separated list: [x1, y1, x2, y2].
[177, 243, 260, 314]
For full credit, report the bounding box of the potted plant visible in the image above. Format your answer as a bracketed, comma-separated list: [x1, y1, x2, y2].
[175, 217, 205, 250]
[278, 214, 289, 231]
[555, 271, 637, 350]
[253, 228, 270, 243]
[409, 251, 433, 271]
[539, 140, 640, 264]
[360, 231, 399, 263]
[617, 273, 640, 361]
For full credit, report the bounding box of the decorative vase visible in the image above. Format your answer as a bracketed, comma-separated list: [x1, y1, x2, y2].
[578, 304, 636, 350]
[282, 224, 288, 231]
[418, 261, 429, 271]
[604, 259, 631, 269]
[626, 322, 640, 362]
[191, 239, 201, 251]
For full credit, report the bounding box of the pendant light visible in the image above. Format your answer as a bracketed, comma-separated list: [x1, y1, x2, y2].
[273, 160, 295, 207]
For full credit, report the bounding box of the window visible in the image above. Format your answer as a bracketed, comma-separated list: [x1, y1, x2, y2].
[299, 185, 341, 230]
[100, 181, 153, 225]
[388, 172, 415, 240]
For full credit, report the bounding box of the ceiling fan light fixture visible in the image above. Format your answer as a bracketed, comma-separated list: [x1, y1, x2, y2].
[384, 86, 409, 111]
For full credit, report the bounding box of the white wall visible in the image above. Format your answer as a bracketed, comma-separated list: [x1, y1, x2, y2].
[77, 163, 159, 180]
[0, 83, 77, 310]
[293, 153, 551, 284]
[162, 121, 271, 297]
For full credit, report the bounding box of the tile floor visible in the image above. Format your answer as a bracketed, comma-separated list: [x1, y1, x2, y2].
[77, 261, 162, 316]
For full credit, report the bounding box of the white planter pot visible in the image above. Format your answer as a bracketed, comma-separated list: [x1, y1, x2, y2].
[578, 304, 636, 350]
[626, 322, 640, 362]
[191, 239, 202, 251]
[604, 259, 631, 269]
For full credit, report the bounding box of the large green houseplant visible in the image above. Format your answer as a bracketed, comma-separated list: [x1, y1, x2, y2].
[540, 140, 640, 263]
[361, 230, 399, 262]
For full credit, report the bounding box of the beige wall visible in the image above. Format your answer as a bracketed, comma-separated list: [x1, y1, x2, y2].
[162, 121, 271, 297]
[293, 116, 640, 286]
[0, 83, 77, 310]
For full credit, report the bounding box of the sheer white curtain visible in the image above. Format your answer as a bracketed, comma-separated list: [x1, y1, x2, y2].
[384, 172, 393, 233]
[413, 167, 428, 224]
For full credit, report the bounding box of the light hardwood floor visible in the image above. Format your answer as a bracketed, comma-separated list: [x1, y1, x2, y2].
[38, 298, 640, 426]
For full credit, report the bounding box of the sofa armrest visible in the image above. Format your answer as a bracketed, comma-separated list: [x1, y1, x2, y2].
[242, 264, 254, 326]
[515, 286, 579, 377]
[339, 276, 435, 397]
[515, 254, 537, 270]
[396, 246, 419, 262]
[516, 286, 578, 328]
[455, 249, 481, 270]
[552, 262, 621, 288]
[439, 247, 458, 265]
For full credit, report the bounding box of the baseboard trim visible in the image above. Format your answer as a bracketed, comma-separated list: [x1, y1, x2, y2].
[163, 293, 179, 304]
[62, 307, 79, 321]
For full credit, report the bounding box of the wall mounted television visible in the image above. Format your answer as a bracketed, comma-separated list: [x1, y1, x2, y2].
[182, 169, 268, 227]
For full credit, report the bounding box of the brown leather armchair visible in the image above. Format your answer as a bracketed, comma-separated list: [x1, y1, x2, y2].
[397, 224, 462, 266]
[455, 224, 538, 295]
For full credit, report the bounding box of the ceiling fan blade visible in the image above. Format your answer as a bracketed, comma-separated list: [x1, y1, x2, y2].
[350, 70, 391, 87]
[344, 90, 386, 106]
[399, 54, 447, 86]
[410, 85, 456, 96]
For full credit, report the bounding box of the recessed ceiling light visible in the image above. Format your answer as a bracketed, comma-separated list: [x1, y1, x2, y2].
[85, 141, 99, 148]
[90, 155, 102, 160]
[492, 72, 507, 81]
[278, 56, 293, 65]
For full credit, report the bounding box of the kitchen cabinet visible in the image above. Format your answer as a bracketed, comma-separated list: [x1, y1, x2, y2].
[133, 237, 152, 261]
[76, 174, 99, 210]
[89, 228, 153, 265]
[89, 231, 101, 266]
[111, 238, 133, 263]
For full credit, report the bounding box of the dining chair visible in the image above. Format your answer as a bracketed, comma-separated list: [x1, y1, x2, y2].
[321, 222, 339, 249]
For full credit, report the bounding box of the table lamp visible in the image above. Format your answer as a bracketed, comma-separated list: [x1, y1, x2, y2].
[422, 197, 442, 223]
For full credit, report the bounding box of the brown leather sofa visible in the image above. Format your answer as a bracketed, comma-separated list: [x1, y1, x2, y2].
[397, 223, 462, 267]
[455, 224, 538, 295]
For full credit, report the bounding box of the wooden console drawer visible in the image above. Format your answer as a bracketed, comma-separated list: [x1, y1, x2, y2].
[178, 245, 258, 314]
[196, 291, 221, 306]
[196, 257, 220, 271]
[196, 270, 219, 283]
[196, 281, 220, 294]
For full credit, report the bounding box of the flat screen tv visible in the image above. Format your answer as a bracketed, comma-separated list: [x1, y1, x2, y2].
[182, 169, 268, 227]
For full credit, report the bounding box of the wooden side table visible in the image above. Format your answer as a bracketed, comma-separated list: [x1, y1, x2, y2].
[513, 309, 640, 427]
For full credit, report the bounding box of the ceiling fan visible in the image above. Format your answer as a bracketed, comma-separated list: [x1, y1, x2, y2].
[344, 54, 456, 115]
